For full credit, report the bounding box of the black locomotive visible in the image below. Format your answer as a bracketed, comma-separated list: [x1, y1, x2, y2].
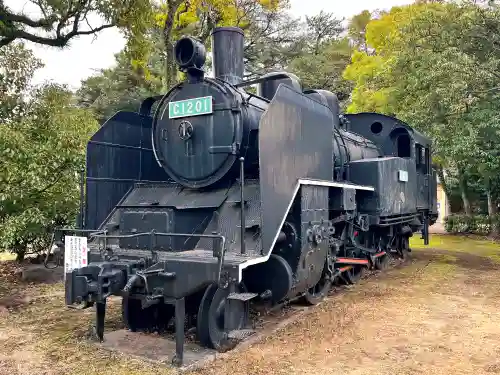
[59, 26, 438, 365]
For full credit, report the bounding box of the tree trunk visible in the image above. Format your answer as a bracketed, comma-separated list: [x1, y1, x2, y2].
[163, 0, 182, 90]
[458, 168, 472, 216]
[487, 191, 496, 215]
[486, 189, 499, 237]
[460, 187, 472, 216]
[15, 247, 26, 263]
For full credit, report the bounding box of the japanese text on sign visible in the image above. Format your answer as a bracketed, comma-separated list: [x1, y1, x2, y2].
[64, 236, 88, 277]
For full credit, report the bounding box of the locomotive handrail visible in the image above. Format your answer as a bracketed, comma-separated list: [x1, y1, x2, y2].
[90, 231, 226, 242]
[234, 72, 297, 88]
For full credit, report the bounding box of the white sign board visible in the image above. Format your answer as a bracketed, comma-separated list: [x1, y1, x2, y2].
[64, 236, 88, 278]
[398, 170, 409, 182]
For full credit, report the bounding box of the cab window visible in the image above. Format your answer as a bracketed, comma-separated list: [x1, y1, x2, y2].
[415, 144, 429, 174]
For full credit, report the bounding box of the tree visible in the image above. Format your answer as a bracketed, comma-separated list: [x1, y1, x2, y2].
[151, 0, 289, 89]
[0, 43, 98, 260]
[304, 10, 343, 55]
[343, 2, 500, 222]
[287, 11, 353, 104]
[0, 0, 153, 48]
[76, 30, 165, 122]
[0, 41, 42, 123]
[288, 38, 353, 102]
[77, 0, 298, 120]
[242, 3, 306, 78]
[348, 10, 371, 52]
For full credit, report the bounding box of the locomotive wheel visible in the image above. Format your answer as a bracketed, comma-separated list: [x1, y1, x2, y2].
[302, 263, 331, 305]
[196, 284, 218, 347]
[242, 253, 293, 304]
[343, 265, 364, 285]
[196, 284, 246, 351]
[374, 253, 389, 271]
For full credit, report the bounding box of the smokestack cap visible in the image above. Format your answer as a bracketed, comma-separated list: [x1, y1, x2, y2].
[174, 36, 207, 70]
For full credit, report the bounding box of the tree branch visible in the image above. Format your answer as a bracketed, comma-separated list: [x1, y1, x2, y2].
[0, 0, 126, 48]
[0, 35, 15, 48]
[1, 22, 115, 48]
[2, 11, 55, 29]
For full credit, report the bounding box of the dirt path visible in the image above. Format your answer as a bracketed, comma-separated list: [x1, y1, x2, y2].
[190, 249, 500, 375]
[1, 239, 500, 375]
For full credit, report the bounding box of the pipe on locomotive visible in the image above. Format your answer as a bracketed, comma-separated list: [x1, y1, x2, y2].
[174, 27, 245, 85]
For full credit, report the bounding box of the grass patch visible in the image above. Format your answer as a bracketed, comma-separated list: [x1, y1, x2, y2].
[0, 252, 16, 261]
[411, 234, 500, 262]
[425, 256, 458, 278]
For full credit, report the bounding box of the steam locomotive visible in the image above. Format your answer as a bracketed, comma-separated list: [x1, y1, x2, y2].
[59, 26, 438, 365]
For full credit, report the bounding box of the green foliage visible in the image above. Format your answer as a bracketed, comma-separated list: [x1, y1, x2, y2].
[0, 42, 42, 123]
[123, 0, 292, 90]
[269, 11, 356, 105]
[347, 10, 372, 52]
[0, 43, 98, 260]
[77, 0, 299, 119]
[77, 33, 165, 122]
[242, 2, 307, 78]
[343, 1, 500, 214]
[288, 37, 354, 102]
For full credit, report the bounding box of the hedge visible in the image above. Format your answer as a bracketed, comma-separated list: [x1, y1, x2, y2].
[444, 214, 500, 235]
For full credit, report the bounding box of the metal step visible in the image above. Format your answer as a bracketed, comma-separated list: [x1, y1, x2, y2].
[227, 292, 258, 301]
[227, 329, 256, 341]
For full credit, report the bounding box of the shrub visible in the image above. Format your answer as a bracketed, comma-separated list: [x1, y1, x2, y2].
[0, 87, 97, 261]
[444, 214, 500, 236]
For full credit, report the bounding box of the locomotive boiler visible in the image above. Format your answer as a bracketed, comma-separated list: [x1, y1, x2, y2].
[58, 26, 438, 365]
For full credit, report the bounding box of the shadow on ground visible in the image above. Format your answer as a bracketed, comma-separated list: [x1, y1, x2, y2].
[412, 247, 500, 271]
[0, 260, 64, 314]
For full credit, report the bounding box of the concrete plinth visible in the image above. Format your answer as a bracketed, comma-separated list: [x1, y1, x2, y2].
[99, 330, 216, 371]
[21, 264, 63, 283]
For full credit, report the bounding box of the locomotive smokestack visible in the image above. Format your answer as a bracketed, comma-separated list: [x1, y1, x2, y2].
[174, 36, 206, 70]
[174, 36, 206, 82]
[211, 27, 244, 85]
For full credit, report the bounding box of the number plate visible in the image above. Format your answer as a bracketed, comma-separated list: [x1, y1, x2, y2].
[168, 96, 213, 119]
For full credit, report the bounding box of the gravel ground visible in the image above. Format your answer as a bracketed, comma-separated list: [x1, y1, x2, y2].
[1, 235, 500, 375]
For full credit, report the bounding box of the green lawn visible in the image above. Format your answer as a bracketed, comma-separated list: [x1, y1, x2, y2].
[411, 233, 500, 262]
[0, 252, 16, 261]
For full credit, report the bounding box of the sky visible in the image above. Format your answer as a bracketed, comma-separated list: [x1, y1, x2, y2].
[7, 0, 414, 90]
